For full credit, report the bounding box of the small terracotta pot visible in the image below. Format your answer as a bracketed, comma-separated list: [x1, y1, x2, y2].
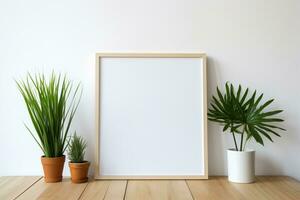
[41, 155, 65, 183]
[69, 161, 90, 183]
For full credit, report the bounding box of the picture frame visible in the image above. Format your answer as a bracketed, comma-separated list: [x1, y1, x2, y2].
[95, 53, 208, 179]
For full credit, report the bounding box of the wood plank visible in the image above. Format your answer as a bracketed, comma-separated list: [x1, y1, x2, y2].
[217, 176, 275, 200]
[188, 176, 300, 200]
[187, 177, 243, 200]
[17, 178, 87, 200]
[255, 176, 300, 200]
[125, 180, 193, 200]
[79, 180, 127, 200]
[104, 181, 127, 200]
[79, 180, 109, 200]
[0, 176, 298, 200]
[280, 176, 300, 191]
[0, 176, 41, 200]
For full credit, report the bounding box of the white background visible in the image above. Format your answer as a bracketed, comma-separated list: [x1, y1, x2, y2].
[0, 0, 299, 180]
[100, 58, 204, 176]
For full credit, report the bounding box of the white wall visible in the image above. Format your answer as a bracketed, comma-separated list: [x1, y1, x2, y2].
[0, 0, 299, 180]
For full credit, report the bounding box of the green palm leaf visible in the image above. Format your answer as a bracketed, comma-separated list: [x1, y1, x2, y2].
[208, 83, 285, 151]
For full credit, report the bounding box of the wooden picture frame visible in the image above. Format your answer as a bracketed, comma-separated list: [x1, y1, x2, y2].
[95, 53, 208, 179]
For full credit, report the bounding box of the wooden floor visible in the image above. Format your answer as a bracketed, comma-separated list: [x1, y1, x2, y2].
[0, 176, 299, 200]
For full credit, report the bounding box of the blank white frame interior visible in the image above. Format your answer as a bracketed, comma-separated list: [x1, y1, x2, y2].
[95, 53, 208, 179]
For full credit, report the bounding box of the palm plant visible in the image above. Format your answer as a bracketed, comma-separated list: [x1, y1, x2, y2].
[17, 72, 81, 157]
[208, 83, 285, 151]
[68, 133, 87, 163]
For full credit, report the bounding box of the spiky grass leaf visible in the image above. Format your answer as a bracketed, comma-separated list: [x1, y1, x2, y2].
[68, 133, 87, 163]
[16, 72, 81, 157]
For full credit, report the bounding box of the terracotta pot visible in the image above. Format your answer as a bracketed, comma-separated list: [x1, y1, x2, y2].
[69, 161, 90, 183]
[41, 155, 65, 183]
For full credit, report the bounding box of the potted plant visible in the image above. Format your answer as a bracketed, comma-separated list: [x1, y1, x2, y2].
[208, 83, 285, 183]
[17, 73, 81, 182]
[68, 133, 90, 183]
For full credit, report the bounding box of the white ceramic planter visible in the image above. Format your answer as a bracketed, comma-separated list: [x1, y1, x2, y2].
[227, 149, 255, 183]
